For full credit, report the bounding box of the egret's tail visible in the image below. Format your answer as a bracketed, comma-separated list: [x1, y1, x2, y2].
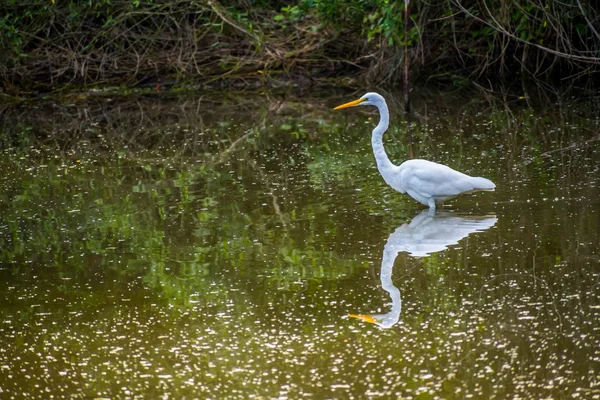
[471, 177, 496, 191]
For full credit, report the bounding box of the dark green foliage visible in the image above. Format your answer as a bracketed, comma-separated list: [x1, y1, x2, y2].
[1, 0, 599, 91]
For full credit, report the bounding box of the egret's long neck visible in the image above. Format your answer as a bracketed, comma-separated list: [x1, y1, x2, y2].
[371, 102, 395, 173]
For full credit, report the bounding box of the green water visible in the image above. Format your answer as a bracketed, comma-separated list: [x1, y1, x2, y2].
[1, 89, 599, 399]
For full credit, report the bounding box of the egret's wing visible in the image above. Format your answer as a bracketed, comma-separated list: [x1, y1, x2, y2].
[400, 160, 492, 198]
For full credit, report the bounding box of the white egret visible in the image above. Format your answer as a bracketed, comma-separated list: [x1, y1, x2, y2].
[334, 92, 495, 209]
[349, 210, 497, 328]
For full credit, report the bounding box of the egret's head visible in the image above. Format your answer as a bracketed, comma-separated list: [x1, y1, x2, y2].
[334, 92, 385, 110]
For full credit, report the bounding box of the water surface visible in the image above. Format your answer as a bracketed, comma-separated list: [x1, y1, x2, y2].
[1, 89, 599, 398]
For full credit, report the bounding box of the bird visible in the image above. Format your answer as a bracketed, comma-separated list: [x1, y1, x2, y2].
[334, 92, 495, 210]
[349, 210, 497, 328]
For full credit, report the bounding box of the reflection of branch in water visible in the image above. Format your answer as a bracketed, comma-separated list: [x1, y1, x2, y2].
[214, 129, 257, 164]
[539, 135, 600, 157]
[350, 210, 497, 329]
[244, 157, 289, 231]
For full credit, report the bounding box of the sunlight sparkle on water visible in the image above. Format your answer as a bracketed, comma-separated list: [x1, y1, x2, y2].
[0, 91, 599, 398]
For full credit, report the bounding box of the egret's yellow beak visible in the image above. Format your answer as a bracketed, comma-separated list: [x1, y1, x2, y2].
[334, 98, 366, 110]
[348, 314, 377, 324]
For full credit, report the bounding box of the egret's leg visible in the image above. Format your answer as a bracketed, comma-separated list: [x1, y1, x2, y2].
[428, 198, 436, 210]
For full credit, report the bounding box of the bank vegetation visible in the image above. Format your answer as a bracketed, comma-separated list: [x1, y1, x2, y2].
[1, 0, 599, 94]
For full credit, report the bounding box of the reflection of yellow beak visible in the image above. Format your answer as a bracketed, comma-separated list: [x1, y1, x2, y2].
[334, 98, 366, 110]
[348, 314, 377, 324]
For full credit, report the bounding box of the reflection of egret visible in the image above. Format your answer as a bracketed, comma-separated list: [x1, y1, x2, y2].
[334, 93, 495, 210]
[350, 210, 497, 328]
[349, 232, 402, 329]
[386, 210, 498, 258]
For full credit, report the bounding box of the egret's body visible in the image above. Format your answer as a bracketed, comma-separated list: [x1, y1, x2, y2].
[335, 93, 495, 209]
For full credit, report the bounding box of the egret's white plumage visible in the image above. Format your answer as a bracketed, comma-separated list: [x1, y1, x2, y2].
[334, 92, 495, 209]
